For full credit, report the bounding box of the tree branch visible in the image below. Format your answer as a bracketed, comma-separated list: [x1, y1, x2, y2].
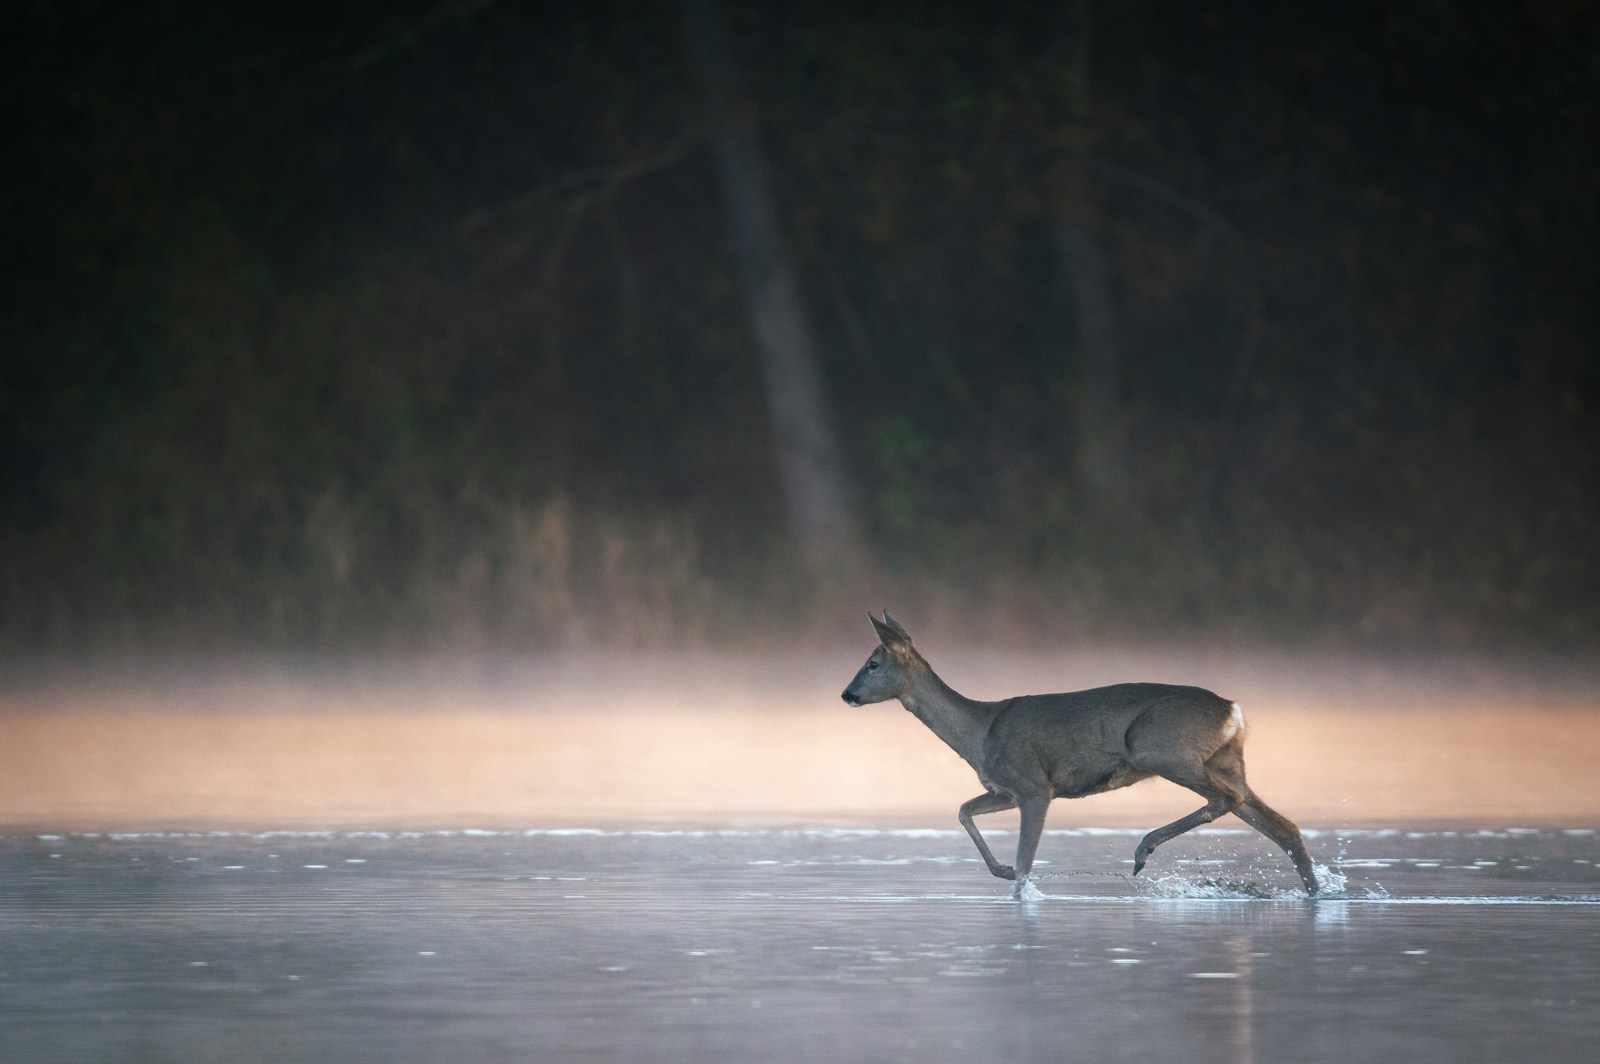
[454, 130, 704, 237]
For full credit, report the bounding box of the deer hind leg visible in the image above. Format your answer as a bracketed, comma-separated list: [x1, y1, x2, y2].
[1132, 756, 1247, 876]
[1233, 796, 1319, 895]
[1205, 737, 1320, 894]
[959, 791, 1019, 880]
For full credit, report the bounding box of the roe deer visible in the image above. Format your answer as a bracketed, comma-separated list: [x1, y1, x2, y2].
[841, 613, 1319, 894]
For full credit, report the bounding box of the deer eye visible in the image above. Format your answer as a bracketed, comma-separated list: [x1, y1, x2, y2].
[867, 660, 880, 671]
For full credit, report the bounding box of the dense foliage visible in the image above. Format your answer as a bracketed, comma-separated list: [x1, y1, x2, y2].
[6, 0, 1597, 651]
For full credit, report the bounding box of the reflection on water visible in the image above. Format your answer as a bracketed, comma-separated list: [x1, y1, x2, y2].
[2, 828, 1598, 1063]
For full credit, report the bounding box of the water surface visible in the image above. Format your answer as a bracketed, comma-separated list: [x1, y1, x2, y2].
[3, 827, 1597, 1063]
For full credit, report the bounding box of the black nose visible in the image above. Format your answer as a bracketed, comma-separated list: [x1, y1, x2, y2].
[841, 688, 861, 706]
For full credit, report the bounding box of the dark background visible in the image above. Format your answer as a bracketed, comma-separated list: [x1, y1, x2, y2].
[5, 0, 1597, 654]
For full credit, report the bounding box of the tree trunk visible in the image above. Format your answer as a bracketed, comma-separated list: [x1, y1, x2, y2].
[1056, 0, 1123, 495]
[1057, 205, 1120, 492]
[680, 0, 864, 568]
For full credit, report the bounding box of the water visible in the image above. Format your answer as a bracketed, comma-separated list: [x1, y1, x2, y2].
[3, 827, 1598, 1063]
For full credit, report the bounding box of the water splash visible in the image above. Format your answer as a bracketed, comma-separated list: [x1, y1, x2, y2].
[1014, 877, 1046, 902]
[1310, 860, 1350, 897]
[1136, 853, 1352, 900]
[1141, 872, 1290, 899]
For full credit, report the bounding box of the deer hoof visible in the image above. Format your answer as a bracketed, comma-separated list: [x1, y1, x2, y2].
[992, 864, 1017, 881]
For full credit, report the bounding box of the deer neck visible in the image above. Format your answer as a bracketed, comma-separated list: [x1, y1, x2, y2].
[899, 662, 992, 761]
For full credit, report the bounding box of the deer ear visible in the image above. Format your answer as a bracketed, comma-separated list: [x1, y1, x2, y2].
[871, 611, 913, 651]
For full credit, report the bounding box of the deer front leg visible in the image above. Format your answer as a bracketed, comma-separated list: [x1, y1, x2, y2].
[1012, 793, 1052, 881]
[958, 791, 1018, 879]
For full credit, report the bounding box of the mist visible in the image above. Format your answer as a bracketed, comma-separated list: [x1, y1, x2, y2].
[4, 645, 1597, 833]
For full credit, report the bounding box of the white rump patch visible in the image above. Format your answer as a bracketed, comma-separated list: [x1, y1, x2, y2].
[1222, 702, 1246, 742]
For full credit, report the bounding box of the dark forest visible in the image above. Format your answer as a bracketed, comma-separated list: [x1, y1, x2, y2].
[6, 0, 1597, 653]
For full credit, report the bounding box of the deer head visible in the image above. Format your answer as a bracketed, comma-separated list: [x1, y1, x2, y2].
[841, 612, 919, 707]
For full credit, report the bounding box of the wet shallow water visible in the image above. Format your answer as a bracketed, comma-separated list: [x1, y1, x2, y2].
[3, 827, 1598, 1063]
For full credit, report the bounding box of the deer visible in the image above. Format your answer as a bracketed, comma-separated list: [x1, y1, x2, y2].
[841, 612, 1319, 895]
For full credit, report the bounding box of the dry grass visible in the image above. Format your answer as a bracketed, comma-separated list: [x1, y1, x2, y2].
[2, 649, 1597, 832]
